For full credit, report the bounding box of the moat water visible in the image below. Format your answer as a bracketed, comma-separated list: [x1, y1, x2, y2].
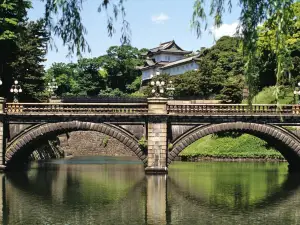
[1, 156, 300, 225]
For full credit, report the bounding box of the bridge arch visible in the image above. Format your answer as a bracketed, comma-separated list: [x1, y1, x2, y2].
[168, 122, 300, 170]
[5, 121, 147, 169]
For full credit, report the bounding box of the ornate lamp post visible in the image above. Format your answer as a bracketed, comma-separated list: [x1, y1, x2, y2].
[47, 78, 58, 98]
[0, 65, 3, 86]
[166, 80, 175, 99]
[294, 82, 300, 104]
[10, 80, 22, 103]
[150, 80, 165, 97]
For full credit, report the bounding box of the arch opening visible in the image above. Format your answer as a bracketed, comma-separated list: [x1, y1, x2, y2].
[6, 121, 147, 170]
[168, 122, 300, 171]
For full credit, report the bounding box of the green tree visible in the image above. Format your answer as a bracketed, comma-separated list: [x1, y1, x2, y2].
[217, 76, 244, 103]
[10, 19, 49, 102]
[45, 63, 78, 97]
[76, 58, 106, 96]
[100, 45, 144, 92]
[45, 45, 146, 97]
[257, 2, 300, 89]
[0, 0, 31, 99]
[173, 36, 244, 102]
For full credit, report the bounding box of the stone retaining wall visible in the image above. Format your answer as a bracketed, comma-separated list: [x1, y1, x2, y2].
[58, 131, 135, 157]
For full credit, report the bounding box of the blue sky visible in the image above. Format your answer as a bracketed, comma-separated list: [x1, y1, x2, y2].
[29, 0, 241, 68]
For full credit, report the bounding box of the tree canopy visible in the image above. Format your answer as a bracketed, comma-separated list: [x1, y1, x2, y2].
[45, 45, 146, 97]
[173, 36, 244, 103]
[0, 0, 49, 101]
[257, 2, 300, 89]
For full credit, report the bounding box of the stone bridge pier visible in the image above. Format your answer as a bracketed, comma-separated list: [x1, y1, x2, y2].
[145, 98, 168, 174]
[0, 98, 5, 171]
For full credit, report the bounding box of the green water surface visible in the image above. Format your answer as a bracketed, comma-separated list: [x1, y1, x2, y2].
[1, 156, 300, 225]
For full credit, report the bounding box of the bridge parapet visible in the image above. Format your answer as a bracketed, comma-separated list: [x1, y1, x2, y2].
[6, 102, 300, 116]
[6, 103, 148, 114]
[167, 103, 300, 115]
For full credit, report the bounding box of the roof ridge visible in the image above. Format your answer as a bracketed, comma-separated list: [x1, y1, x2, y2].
[160, 40, 174, 46]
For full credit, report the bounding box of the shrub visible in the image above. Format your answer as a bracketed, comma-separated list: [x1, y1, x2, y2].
[138, 136, 147, 153]
[102, 136, 109, 147]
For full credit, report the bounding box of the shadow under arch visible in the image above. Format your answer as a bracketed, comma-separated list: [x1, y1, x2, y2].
[168, 122, 300, 170]
[5, 121, 147, 170]
[168, 171, 300, 212]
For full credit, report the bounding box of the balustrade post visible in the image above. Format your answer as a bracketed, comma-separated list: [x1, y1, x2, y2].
[48, 96, 61, 103]
[146, 97, 168, 174]
[0, 98, 5, 171]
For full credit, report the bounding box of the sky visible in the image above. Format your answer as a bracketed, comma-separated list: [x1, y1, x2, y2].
[28, 0, 241, 68]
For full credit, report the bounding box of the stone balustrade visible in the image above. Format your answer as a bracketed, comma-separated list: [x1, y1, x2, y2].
[167, 104, 300, 115]
[6, 102, 300, 115]
[6, 103, 148, 114]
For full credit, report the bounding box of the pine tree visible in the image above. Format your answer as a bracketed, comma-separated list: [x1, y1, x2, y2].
[10, 19, 49, 102]
[0, 0, 31, 100]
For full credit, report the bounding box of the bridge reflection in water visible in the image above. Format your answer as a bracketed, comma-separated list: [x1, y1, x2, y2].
[0, 159, 300, 224]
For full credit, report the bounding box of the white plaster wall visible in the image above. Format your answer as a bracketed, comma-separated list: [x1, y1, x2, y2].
[162, 61, 199, 76]
[142, 61, 199, 81]
[153, 54, 183, 62]
[142, 68, 156, 81]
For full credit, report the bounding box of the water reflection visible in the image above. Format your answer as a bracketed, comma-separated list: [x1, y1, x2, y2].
[2, 158, 300, 225]
[168, 162, 300, 225]
[5, 157, 147, 225]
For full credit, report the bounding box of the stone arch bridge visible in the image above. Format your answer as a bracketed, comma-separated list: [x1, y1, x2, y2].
[2, 97, 300, 173]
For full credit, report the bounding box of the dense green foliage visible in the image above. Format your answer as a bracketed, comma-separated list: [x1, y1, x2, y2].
[257, 2, 300, 89]
[11, 20, 49, 102]
[45, 45, 146, 97]
[248, 86, 294, 104]
[191, 0, 295, 104]
[0, 0, 49, 102]
[172, 36, 244, 102]
[0, 0, 29, 100]
[180, 134, 283, 160]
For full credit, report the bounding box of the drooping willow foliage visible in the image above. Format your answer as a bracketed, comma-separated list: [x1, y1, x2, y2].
[44, 0, 130, 56]
[191, 0, 295, 104]
[43, 0, 295, 103]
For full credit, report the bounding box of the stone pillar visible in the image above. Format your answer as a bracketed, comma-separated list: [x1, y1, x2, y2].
[48, 96, 61, 103]
[146, 97, 168, 174]
[0, 175, 6, 224]
[146, 175, 167, 224]
[0, 98, 5, 171]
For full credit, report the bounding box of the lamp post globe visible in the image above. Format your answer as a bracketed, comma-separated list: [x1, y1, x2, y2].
[10, 80, 22, 103]
[294, 82, 300, 104]
[47, 78, 58, 99]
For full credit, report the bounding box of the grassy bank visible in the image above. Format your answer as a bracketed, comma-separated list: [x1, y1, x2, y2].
[243, 86, 294, 104]
[179, 86, 294, 160]
[179, 134, 284, 160]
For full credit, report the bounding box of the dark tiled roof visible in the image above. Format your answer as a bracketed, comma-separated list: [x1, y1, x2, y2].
[149, 40, 174, 52]
[140, 62, 169, 71]
[159, 49, 192, 55]
[147, 40, 188, 55]
[145, 59, 155, 66]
